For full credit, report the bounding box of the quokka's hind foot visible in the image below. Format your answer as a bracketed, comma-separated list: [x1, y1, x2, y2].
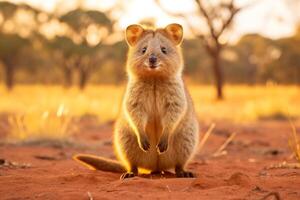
[120, 172, 135, 179]
[120, 166, 138, 180]
[175, 165, 195, 178]
[150, 171, 163, 175]
[176, 171, 194, 178]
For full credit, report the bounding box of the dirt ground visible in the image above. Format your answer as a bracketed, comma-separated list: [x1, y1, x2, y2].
[1, 119, 300, 200]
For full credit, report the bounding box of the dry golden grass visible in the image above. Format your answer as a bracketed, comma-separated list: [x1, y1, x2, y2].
[5, 105, 75, 141]
[288, 119, 300, 163]
[0, 84, 299, 140]
[0, 85, 124, 122]
[0, 85, 124, 141]
[190, 85, 300, 122]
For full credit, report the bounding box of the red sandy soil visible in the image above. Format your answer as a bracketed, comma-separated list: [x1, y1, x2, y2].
[0, 119, 300, 200]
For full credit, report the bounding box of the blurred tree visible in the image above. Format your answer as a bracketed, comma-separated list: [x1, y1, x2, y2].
[182, 38, 211, 83]
[270, 26, 300, 84]
[0, 1, 45, 89]
[57, 8, 113, 89]
[229, 30, 300, 85]
[156, 0, 254, 99]
[107, 40, 127, 84]
[0, 1, 299, 87]
[0, 33, 28, 89]
[47, 36, 78, 87]
[234, 34, 276, 84]
[75, 43, 103, 89]
[0, 2, 18, 22]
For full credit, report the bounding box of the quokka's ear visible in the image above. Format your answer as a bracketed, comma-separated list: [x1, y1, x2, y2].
[125, 24, 144, 46]
[164, 23, 183, 45]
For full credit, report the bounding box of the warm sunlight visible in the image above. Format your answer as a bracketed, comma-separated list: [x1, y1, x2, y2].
[1, 0, 300, 199]
[7, 0, 298, 41]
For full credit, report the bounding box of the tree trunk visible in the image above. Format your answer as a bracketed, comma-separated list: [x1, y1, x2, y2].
[79, 69, 88, 90]
[211, 50, 224, 100]
[64, 67, 72, 88]
[4, 64, 14, 90]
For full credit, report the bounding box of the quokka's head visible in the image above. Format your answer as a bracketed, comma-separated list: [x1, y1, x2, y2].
[125, 23, 184, 79]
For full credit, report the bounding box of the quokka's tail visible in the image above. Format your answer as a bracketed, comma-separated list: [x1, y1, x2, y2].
[73, 154, 126, 173]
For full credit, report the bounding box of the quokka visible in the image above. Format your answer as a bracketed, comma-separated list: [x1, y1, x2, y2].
[74, 23, 199, 179]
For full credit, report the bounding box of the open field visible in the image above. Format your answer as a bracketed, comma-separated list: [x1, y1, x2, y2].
[1, 120, 300, 199]
[0, 85, 300, 199]
[0, 85, 299, 133]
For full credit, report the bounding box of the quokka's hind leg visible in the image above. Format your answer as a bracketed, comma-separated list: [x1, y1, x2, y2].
[175, 165, 194, 178]
[115, 122, 140, 179]
[120, 166, 138, 179]
[172, 119, 199, 178]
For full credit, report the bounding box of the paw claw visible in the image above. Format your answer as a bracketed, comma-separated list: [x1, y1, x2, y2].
[157, 140, 168, 154]
[176, 171, 195, 178]
[140, 137, 150, 152]
[120, 172, 135, 180]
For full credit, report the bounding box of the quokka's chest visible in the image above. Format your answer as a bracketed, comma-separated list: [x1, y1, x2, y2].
[128, 81, 183, 114]
[145, 97, 163, 144]
[136, 84, 163, 139]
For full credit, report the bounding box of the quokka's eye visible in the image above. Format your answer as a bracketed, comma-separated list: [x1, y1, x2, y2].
[141, 47, 147, 54]
[161, 47, 167, 54]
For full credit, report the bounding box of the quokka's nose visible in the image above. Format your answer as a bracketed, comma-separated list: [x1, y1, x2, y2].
[149, 54, 157, 66]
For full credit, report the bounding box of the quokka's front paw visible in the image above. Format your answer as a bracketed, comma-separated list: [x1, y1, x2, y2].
[139, 135, 150, 152]
[157, 138, 168, 154]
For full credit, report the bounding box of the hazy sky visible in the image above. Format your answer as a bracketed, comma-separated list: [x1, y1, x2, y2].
[5, 0, 300, 42]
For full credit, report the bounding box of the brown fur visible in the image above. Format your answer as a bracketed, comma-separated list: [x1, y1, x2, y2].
[73, 154, 125, 172]
[74, 24, 199, 179]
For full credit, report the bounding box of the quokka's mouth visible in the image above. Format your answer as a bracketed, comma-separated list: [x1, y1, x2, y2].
[149, 64, 158, 69]
[144, 61, 161, 70]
